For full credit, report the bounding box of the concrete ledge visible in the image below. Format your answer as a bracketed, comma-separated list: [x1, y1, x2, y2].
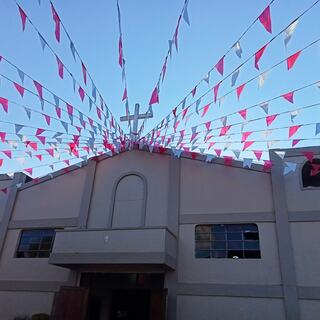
[298, 287, 320, 300]
[8, 218, 79, 229]
[180, 212, 275, 224]
[289, 212, 320, 222]
[49, 252, 176, 270]
[177, 283, 284, 298]
[0, 280, 71, 292]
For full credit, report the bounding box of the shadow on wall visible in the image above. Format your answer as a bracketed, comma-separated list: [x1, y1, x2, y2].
[13, 314, 49, 320]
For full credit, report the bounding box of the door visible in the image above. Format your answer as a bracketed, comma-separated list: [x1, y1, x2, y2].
[149, 289, 168, 320]
[51, 286, 89, 320]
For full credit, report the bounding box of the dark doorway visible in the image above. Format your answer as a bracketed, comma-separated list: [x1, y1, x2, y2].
[110, 289, 150, 320]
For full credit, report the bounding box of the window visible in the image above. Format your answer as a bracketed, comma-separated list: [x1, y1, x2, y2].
[16, 229, 55, 258]
[302, 159, 320, 188]
[195, 224, 261, 259]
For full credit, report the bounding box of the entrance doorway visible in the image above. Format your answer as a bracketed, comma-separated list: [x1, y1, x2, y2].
[110, 289, 150, 320]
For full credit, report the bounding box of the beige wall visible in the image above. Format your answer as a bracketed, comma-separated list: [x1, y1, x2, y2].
[0, 291, 53, 319]
[180, 159, 274, 215]
[12, 167, 87, 221]
[178, 223, 281, 285]
[0, 230, 71, 282]
[88, 151, 170, 229]
[177, 295, 286, 320]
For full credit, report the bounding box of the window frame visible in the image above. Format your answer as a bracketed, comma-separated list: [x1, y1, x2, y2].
[194, 223, 261, 260]
[300, 158, 320, 190]
[15, 228, 56, 259]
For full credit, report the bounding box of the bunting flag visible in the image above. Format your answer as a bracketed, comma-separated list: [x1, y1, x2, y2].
[260, 103, 269, 114]
[0, 97, 9, 113]
[288, 125, 301, 138]
[56, 56, 64, 79]
[303, 151, 314, 162]
[243, 141, 254, 151]
[231, 69, 240, 87]
[183, 1, 190, 26]
[238, 108, 247, 120]
[241, 131, 252, 142]
[122, 87, 128, 101]
[284, 20, 299, 47]
[253, 150, 263, 161]
[266, 114, 278, 126]
[236, 83, 246, 100]
[191, 86, 197, 97]
[18, 5, 27, 31]
[282, 91, 294, 103]
[292, 139, 300, 147]
[254, 44, 268, 70]
[13, 82, 25, 97]
[81, 62, 87, 85]
[287, 51, 301, 70]
[243, 158, 253, 168]
[78, 86, 85, 101]
[315, 123, 320, 135]
[220, 125, 231, 136]
[263, 160, 272, 171]
[118, 37, 123, 67]
[149, 87, 159, 105]
[51, 3, 61, 42]
[234, 41, 242, 58]
[213, 82, 221, 103]
[201, 103, 211, 117]
[215, 56, 224, 76]
[259, 6, 272, 33]
[258, 72, 268, 88]
[33, 80, 43, 100]
[0, 132, 5, 142]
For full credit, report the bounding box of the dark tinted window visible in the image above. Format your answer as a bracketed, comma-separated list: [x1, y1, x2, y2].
[16, 229, 55, 258]
[302, 159, 320, 188]
[195, 224, 260, 259]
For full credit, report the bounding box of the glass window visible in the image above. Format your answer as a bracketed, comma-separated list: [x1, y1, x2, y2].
[302, 159, 320, 188]
[195, 224, 261, 259]
[16, 229, 55, 258]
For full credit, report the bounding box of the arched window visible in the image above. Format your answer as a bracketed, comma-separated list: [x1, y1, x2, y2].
[302, 159, 320, 188]
[111, 173, 147, 228]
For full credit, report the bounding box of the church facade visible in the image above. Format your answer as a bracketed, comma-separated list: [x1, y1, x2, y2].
[0, 146, 319, 320]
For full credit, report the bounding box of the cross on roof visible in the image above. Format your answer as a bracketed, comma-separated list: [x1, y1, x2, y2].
[120, 103, 153, 141]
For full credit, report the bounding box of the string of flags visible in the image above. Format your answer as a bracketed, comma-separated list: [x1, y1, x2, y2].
[144, 0, 320, 139]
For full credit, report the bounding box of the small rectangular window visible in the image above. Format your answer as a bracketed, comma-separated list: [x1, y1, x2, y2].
[16, 229, 55, 258]
[195, 224, 261, 259]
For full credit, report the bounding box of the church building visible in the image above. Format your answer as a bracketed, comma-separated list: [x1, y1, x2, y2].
[0, 146, 319, 320]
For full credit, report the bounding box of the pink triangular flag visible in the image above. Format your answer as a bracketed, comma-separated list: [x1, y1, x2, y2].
[182, 107, 189, 120]
[36, 128, 45, 136]
[213, 81, 222, 103]
[149, 87, 159, 105]
[236, 83, 246, 100]
[46, 148, 54, 157]
[254, 44, 268, 70]
[96, 107, 102, 120]
[263, 160, 273, 171]
[44, 114, 51, 126]
[33, 81, 43, 100]
[81, 62, 87, 85]
[18, 5, 27, 31]
[122, 87, 127, 101]
[172, 107, 177, 117]
[173, 120, 180, 131]
[205, 121, 211, 131]
[51, 3, 61, 42]
[3, 150, 12, 159]
[259, 6, 272, 33]
[292, 139, 300, 147]
[238, 108, 247, 120]
[191, 86, 197, 97]
[118, 37, 123, 67]
[67, 104, 73, 116]
[37, 136, 46, 145]
[289, 125, 301, 138]
[224, 156, 233, 166]
[0, 132, 6, 142]
[220, 125, 231, 136]
[56, 56, 64, 79]
[14, 82, 25, 97]
[253, 150, 263, 161]
[208, 142, 215, 150]
[303, 151, 314, 162]
[24, 168, 33, 176]
[215, 56, 224, 76]
[241, 131, 252, 142]
[287, 51, 301, 70]
[266, 114, 277, 126]
[201, 103, 211, 117]
[214, 149, 222, 157]
[78, 86, 85, 102]
[0, 97, 9, 113]
[243, 141, 254, 151]
[35, 154, 42, 161]
[282, 91, 294, 103]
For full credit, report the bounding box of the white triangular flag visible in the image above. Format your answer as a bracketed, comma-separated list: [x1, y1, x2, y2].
[290, 110, 299, 122]
[234, 41, 242, 58]
[284, 20, 299, 47]
[274, 150, 286, 159]
[258, 72, 268, 88]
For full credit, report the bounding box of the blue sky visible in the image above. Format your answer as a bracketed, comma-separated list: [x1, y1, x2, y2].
[0, 0, 320, 176]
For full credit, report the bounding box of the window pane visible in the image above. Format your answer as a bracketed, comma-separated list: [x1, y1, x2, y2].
[196, 225, 211, 233]
[212, 233, 225, 241]
[226, 225, 242, 232]
[196, 241, 211, 250]
[244, 241, 260, 250]
[212, 241, 226, 250]
[228, 241, 243, 250]
[16, 229, 55, 259]
[245, 250, 261, 259]
[212, 250, 226, 258]
[242, 224, 258, 232]
[244, 231, 259, 240]
[227, 232, 242, 240]
[213, 225, 225, 233]
[195, 233, 210, 241]
[195, 250, 211, 258]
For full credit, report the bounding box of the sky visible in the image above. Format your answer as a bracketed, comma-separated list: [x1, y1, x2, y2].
[0, 0, 320, 176]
